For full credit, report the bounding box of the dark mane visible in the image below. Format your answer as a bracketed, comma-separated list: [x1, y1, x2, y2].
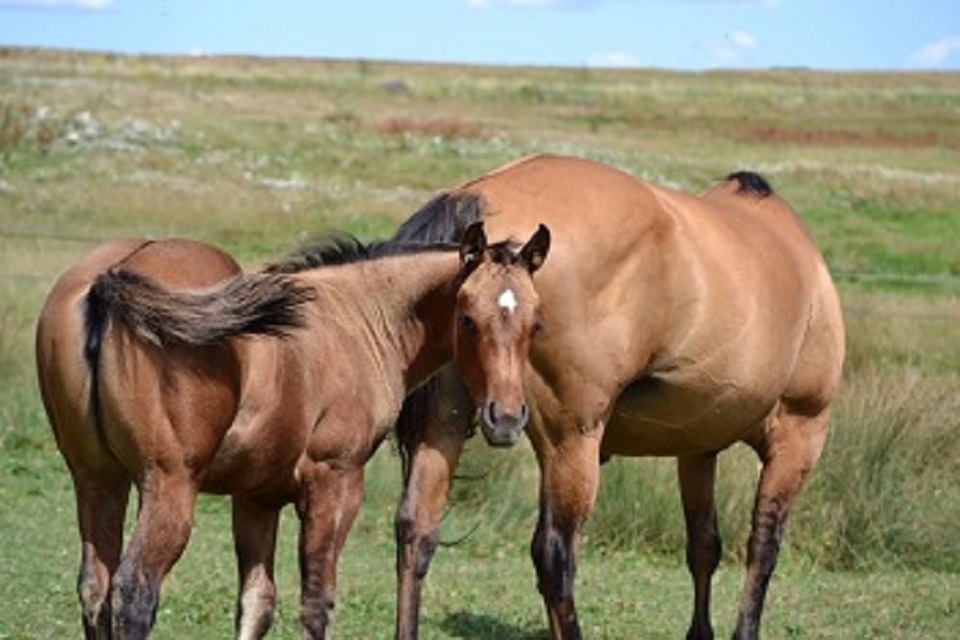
[264, 233, 369, 273]
[392, 191, 485, 244]
[264, 232, 461, 274]
[725, 171, 774, 199]
[265, 192, 496, 275]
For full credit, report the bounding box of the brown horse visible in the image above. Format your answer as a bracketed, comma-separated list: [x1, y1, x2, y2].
[392, 154, 844, 639]
[36, 223, 551, 639]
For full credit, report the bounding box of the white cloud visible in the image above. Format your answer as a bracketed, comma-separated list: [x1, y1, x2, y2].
[0, 0, 113, 9]
[906, 36, 960, 69]
[586, 51, 643, 68]
[702, 29, 760, 67]
[726, 30, 757, 50]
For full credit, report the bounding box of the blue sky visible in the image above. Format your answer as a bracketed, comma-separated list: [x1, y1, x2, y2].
[1, 0, 958, 71]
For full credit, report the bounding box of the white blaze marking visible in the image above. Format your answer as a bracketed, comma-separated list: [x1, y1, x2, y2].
[498, 288, 518, 313]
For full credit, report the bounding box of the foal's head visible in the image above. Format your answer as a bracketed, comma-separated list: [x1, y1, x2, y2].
[454, 222, 550, 447]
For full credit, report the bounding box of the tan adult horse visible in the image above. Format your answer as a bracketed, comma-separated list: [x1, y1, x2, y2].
[392, 154, 844, 639]
[36, 223, 550, 639]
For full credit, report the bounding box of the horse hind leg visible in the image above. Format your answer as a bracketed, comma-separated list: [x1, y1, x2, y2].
[232, 497, 281, 640]
[74, 474, 131, 639]
[734, 405, 830, 640]
[677, 453, 722, 640]
[296, 461, 366, 639]
[110, 472, 198, 638]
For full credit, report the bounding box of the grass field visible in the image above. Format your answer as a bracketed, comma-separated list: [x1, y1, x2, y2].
[1, 47, 958, 637]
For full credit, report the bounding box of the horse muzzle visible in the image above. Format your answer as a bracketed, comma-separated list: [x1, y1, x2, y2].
[479, 400, 529, 447]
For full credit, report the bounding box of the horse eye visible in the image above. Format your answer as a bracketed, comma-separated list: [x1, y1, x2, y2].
[531, 320, 544, 338]
[459, 314, 477, 335]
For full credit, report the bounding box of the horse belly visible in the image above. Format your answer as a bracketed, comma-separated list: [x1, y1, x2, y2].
[202, 415, 304, 498]
[602, 377, 774, 457]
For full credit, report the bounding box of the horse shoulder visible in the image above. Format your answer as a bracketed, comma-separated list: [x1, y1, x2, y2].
[276, 281, 404, 466]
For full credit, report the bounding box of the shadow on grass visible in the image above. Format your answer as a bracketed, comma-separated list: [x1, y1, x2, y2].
[440, 611, 549, 640]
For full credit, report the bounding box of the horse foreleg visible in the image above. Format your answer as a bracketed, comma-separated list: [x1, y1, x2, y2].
[74, 473, 131, 639]
[232, 497, 281, 640]
[528, 427, 603, 640]
[394, 427, 467, 639]
[395, 372, 471, 640]
[678, 453, 722, 640]
[110, 473, 197, 639]
[734, 407, 829, 640]
[296, 461, 365, 639]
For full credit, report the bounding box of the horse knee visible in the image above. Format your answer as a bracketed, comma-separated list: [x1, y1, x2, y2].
[686, 523, 722, 577]
[395, 500, 440, 581]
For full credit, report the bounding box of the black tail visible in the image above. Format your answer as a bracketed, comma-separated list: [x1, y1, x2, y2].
[84, 268, 315, 349]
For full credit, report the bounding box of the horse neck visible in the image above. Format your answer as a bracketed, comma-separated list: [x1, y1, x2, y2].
[306, 251, 461, 391]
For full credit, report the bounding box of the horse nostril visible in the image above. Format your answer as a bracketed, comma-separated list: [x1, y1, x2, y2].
[483, 401, 499, 427]
[480, 400, 528, 447]
[483, 401, 529, 429]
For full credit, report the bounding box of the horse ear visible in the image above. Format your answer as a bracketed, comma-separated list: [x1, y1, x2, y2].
[459, 221, 487, 267]
[518, 224, 550, 274]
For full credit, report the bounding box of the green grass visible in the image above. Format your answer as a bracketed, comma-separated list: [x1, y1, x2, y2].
[1, 47, 958, 637]
[4, 476, 959, 638]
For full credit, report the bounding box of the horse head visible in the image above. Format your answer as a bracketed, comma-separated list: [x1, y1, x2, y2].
[454, 221, 550, 447]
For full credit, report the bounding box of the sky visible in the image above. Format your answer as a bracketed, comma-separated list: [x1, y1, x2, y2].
[0, 0, 958, 71]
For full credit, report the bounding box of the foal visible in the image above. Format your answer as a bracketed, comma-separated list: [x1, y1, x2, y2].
[36, 222, 550, 639]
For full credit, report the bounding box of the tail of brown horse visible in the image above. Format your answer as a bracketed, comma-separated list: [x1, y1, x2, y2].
[85, 267, 315, 355]
[81, 266, 316, 431]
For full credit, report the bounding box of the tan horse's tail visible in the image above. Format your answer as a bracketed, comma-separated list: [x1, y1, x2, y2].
[724, 170, 774, 198]
[84, 268, 315, 352]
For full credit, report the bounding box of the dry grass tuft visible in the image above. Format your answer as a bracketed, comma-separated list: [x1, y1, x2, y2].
[376, 116, 486, 140]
